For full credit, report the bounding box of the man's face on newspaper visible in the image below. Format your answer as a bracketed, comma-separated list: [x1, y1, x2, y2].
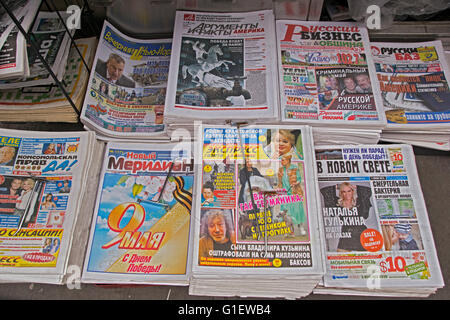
[356, 74, 371, 90]
[107, 58, 125, 82]
[208, 215, 227, 243]
[0, 146, 15, 164]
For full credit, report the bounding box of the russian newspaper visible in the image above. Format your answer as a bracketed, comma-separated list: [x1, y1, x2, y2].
[0, 11, 73, 89]
[164, 10, 279, 126]
[189, 124, 324, 299]
[0, 37, 96, 123]
[276, 20, 386, 129]
[371, 40, 450, 130]
[82, 141, 195, 285]
[0, 0, 41, 79]
[313, 144, 444, 296]
[371, 41, 450, 150]
[81, 20, 171, 140]
[0, 128, 99, 284]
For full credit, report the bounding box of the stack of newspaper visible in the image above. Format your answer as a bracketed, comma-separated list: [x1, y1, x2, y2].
[189, 124, 324, 299]
[164, 10, 280, 137]
[371, 41, 450, 151]
[313, 144, 444, 297]
[0, 0, 41, 80]
[0, 37, 97, 123]
[81, 21, 171, 141]
[82, 141, 195, 285]
[0, 128, 102, 284]
[0, 11, 74, 90]
[275, 20, 386, 145]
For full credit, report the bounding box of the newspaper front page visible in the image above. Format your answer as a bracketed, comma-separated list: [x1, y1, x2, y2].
[82, 141, 194, 285]
[0, 37, 95, 111]
[192, 124, 323, 281]
[0, 128, 96, 283]
[0, 11, 72, 89]
[371, 40, 450, 130]
[81, 21, 171, 138]
[315, 144, 443, 291]
[164, 10, 279, 120]
[276, 20, 386, 128]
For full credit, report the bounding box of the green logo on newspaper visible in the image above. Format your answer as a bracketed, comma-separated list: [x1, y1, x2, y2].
[405, 262, 427, 276]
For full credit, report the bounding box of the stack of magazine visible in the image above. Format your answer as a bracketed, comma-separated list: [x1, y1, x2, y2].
[0, 11, 74, 90]
[81, 21, 171, 141]
[313, 144, 444, 297]
[0, 0, 41, 80]
[371, 40, 450, 151]
[81, 141, 195, 285]
[275, 20, 386, 145]
[0, 37, 97, 123]
[0, 128, 102, 284]
[164, 10, 280, 136]
[189, 124, 324, 299]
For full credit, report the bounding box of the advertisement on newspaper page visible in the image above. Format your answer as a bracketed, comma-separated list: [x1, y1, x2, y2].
[315, 144, 443, 288]
[165, 10, 278, 120]
[81, 21, 171, 137]
[82, 142, 194, 284]
[193, 125, 323, 275]
[0, 129, 89, 270]
[371, 40, 450, 130]
[276, 21, 385, 127]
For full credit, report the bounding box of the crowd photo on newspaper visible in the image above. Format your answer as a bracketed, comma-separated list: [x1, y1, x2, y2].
[0, 0, 448, 300]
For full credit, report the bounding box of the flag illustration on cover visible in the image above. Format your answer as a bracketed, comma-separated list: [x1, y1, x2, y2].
[82, 141, 195, 285]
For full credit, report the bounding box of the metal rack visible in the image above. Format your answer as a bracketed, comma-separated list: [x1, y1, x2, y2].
[0, 0, 100, 123]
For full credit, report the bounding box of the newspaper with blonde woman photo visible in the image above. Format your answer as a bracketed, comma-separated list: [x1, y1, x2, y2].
[313, 144, 444, 297]
[190, 124, 325, 299]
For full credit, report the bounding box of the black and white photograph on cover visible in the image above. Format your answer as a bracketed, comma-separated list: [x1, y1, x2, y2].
[319, 181, 379, 252]
[177, 37, 252, 107]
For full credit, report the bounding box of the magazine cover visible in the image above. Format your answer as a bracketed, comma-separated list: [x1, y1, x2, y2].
[371, 40, 450, 130]
[164, 10, 279, 120]
[315, 144, 443, 290]
[82, 142, 195, 284]
[81, 20, 171, 138]
[276, 20, 386, 128]
[192, 124, 323, 275]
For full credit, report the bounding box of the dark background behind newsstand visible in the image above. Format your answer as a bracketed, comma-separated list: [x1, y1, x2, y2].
[0, 0, 449, 301]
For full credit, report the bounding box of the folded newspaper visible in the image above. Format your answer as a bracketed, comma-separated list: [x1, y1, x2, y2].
[82, 141, 195, 285]
[0, 0, 41, 80]
[164, 10, 279, 135]
[275, 20, 386, 132]
[81, 20, 171, 140]
[0, 11, 73, 89]
[189, 124, 324, 299]
[313, 144, 444, 297]
[0, 37, 97, 123]
[371, 40, 450, 151]
[0, 128, 101, 284]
